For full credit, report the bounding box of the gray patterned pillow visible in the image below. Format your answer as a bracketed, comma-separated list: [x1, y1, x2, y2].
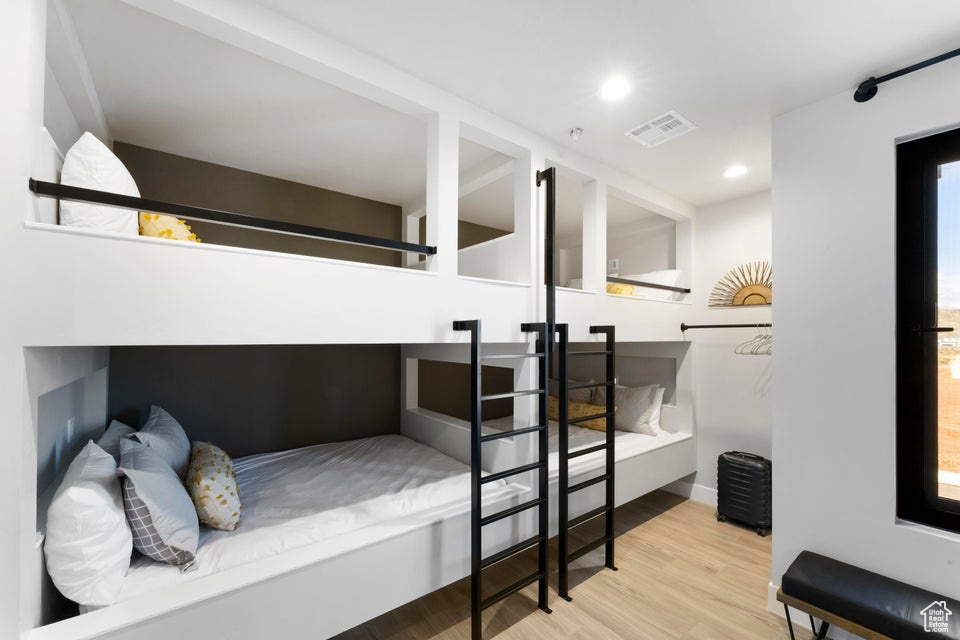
[118, 438, 198, 571]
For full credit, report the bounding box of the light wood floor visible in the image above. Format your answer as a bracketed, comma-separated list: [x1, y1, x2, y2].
[333, 491, 792, 640]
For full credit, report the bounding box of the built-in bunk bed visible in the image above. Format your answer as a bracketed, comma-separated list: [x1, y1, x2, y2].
[28, 5, 696, 636]
[27, 130, 537, 640]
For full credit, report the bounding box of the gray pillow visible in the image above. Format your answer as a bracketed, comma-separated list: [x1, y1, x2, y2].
[118, 438, 198, 571]
[95, 419, 135, 462]
[132, 406, 190, 479]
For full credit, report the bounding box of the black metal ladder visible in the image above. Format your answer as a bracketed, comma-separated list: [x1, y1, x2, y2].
[453, 319, 552, 640]
[557, 323, 618, 601]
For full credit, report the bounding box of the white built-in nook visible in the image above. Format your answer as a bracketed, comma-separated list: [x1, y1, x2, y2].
[14, 1, 699, 639]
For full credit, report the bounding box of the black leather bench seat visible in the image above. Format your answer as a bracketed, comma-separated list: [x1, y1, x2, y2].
[781, 551, 960, 640]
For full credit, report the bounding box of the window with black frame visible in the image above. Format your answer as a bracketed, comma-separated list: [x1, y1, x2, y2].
[897, 126, 960, 533]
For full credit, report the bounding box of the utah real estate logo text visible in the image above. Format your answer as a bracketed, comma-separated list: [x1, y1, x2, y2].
[921, 601, 952, 633]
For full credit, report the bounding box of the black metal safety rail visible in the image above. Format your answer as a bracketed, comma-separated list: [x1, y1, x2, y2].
[557, 324, 618, 602]
[28, 179, 437, 255]
[607, 275, 690, 295]
[452, 319, 552, 640]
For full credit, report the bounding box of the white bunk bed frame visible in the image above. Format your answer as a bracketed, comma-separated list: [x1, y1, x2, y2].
[15, 3, 700, 637]
[23, 139, 697, 640]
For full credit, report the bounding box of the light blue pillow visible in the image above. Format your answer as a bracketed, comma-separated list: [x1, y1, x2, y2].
[132, 406, 190, 479]
[118, 438, 198, 571]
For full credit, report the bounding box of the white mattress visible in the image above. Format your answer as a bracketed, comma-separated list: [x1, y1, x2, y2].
[484, 416, 692, 477]
[117, 434, 508, 602]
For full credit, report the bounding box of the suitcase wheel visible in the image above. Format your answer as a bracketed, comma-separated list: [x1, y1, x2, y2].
[757, 528, 769, 537]
[716, 511, 726, 523]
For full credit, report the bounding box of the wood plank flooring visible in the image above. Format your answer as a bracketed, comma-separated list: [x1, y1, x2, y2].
[332, 491, 792, 640]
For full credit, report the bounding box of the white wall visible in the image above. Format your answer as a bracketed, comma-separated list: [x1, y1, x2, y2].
[606, 218, 676, 277]
[771, 58, 960, 629]
[666, 190, 772, 504]
[42, 64, 80, 155]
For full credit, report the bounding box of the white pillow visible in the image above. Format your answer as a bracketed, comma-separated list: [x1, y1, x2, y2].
[602, 384, 660, 435]
[647, 387, 666, 434]
[59, 132, 139, 234]
[621, 270, 683, 301]
[44, 441, 133, 607]
[132, 406, 191, 479]
[96, 419, 135, 462]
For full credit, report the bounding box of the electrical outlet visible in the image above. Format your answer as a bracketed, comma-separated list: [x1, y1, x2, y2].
[66, 417, 75, 442]
[608, 258, 620, 272]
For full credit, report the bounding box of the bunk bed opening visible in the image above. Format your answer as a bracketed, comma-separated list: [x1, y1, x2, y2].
[603, 188, 692, 302]
[38, 0, 437, 271]
[455, 134, 531, 285]
[26, 343, 527, 640]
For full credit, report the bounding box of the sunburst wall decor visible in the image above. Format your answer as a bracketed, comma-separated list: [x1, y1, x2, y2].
[709, 261, 772, 307]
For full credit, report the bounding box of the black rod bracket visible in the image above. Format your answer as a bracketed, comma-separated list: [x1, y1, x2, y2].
[854, 46, 960, 102]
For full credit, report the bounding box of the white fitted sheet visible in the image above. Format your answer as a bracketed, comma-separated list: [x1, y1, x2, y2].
[117, 434, 507, 602]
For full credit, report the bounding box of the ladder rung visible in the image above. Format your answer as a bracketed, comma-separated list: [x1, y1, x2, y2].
[481, 424, 545, 442]
[568, 535, 613, 563]
[567, 504, 611, 528]
[482, 389, 544, 401]
[568, 350, 613, 356]
[568, 443, 609, 459]
[481, 461, 545, 484]
[480, 570, 544, 610]
[481, 497, 545, 526]
[567, 411, 614, 425]
[481, 353, 544, 360]
[480, 534, 544, 569]
[568, 473, 611, 494]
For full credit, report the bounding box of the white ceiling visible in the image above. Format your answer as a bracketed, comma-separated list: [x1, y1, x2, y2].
[64, 0, 428, 207]
[249, 0, 960, 206]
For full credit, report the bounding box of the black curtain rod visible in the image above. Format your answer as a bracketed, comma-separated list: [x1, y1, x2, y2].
[607, 276, 690, 294]
[681, 322, 772, 332]
[29, 179, 438, 255]
[855, 46, 960, 102]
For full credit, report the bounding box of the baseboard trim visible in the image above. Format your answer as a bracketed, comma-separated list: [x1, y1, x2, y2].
[769, 581, 813, 633]
[662, 479, 718, 507]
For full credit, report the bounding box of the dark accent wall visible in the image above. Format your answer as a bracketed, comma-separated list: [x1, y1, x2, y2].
[109, 345, 400, 457]
[417, 360, 513, 420]
[114, 142, 404, 266]
[418, 215, 510, 250]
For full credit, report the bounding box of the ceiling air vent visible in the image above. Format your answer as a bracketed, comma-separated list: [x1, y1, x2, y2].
[625, 110, 696, 148]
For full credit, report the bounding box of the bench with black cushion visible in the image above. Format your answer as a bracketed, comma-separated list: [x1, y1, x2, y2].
[778, 551, 960, 640]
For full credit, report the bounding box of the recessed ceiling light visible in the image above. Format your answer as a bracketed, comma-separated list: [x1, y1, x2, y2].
[723, 164, 749, 179]
[600, 76, 630, 101]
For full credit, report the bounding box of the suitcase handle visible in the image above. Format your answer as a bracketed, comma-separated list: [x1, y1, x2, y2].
[727, 451, 766, 461]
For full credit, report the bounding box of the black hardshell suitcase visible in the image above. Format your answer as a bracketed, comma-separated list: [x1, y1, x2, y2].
[716, 451, 772, 536]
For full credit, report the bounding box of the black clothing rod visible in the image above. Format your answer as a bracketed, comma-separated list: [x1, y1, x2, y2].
[681, 322, 772, 331]
[854, 46, 960, 102]
[29, 178, 438, 255]
[607, 276, 691, 294]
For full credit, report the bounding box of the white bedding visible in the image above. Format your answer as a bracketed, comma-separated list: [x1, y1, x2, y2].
[483, 416, 691, 477]
[117, 434, 507, 602]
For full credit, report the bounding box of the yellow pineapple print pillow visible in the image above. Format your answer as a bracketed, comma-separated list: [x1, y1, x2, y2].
[606, 282, 635, 296]
[187, 441, 241, 531]
[139, 213, 201, 242]
[548, 395, 612, 431]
